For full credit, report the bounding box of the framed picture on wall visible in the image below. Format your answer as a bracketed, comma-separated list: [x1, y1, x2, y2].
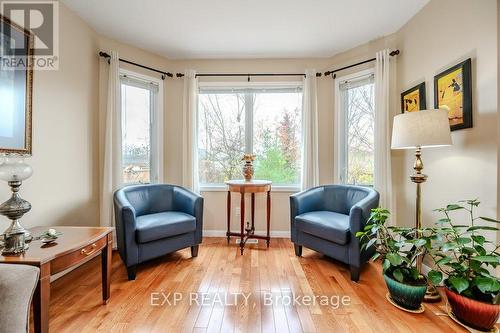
[0, 14, 34, 155]
[434, 58, 472, 131]
[401, 82, 426, 113]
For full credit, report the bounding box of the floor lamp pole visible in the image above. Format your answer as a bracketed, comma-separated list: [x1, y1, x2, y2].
[410, 146, 440, 302]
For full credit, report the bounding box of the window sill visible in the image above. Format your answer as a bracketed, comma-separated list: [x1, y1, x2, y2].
[200, 185, 301, 193]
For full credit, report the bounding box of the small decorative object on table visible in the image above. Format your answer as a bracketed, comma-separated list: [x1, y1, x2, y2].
[241, 154, 255, 181]
[2, 231, 28, 254]
[0, 156, 33, 240]
[427, 200, 499, 332]
[38, 228, 62, 245]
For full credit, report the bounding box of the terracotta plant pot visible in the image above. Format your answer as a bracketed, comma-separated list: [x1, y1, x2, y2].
[384, 273, 427, 311]
[445, 287, 500, 331]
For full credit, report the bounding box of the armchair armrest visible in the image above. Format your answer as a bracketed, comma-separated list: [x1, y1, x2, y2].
[348, 191, 380, 234]
[173, 186, 204, 243]
[113, 189, 139, 267]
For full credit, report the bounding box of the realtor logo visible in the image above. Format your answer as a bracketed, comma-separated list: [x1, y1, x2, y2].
[1, 0, 59, 70]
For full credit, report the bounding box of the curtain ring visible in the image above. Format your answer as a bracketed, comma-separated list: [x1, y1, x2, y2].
[247, 74, 250, 82]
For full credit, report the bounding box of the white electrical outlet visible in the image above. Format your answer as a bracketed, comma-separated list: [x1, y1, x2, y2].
[235, 207, 241, 217]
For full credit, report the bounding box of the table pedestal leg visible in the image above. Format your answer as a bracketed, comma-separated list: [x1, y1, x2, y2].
[102, 233, 112, 304]
[266, 190, 271, 248]
[240, 192, 245, 255]
[226, 191, 231, 244]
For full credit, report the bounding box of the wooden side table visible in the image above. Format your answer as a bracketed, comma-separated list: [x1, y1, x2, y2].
[225, 180, 272, 254]
[0, 226, 113, 333]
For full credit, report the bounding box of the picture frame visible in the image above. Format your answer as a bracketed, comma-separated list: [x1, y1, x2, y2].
[401, 82, 426, 113]
[434, 58, 472, 131]
[0, 14, 34, 155]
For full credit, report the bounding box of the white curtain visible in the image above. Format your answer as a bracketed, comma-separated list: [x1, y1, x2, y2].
[374, 49, 394, 216]
[301, 69, 320, 190]
[100, 51, 122, 230]
[182, 69, 199, 193]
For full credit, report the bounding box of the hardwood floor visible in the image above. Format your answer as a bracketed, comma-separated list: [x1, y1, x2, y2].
[46, 238, 480, 333]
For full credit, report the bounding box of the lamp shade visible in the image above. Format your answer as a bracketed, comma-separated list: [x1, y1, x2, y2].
[391, 109, 452, 149]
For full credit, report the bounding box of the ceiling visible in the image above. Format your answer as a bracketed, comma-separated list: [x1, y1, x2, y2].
[62, 0, 429, 59]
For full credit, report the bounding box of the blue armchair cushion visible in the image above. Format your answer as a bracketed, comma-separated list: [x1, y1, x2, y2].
[295, 211, 350, 245]
[136, 211, 196, 243]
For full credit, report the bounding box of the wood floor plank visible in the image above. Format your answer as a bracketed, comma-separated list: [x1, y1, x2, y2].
[45, 238, 485, 333]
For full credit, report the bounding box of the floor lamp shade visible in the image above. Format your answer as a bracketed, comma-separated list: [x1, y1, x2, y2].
[391, 109, 452, 149]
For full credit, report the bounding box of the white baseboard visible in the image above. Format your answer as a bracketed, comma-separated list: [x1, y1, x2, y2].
[203, 229, 290, 238]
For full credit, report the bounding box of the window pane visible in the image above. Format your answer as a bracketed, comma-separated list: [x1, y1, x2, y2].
[345, 82, 374, 185]
[198, 93, 245, 184]
[253, 92, 302, 185]
[121, 83, 151, 184]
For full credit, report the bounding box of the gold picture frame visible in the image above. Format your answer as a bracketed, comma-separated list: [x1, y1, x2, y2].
[0, 14, 34, 155]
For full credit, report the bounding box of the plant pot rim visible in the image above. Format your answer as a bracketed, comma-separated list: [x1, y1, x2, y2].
[383, 271, 427, 287]
[444, 285, 499, 307]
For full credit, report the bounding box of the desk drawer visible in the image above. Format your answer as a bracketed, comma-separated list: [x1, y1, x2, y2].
[51, 236, 107, 275]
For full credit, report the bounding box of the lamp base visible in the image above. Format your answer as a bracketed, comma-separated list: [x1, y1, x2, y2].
[424, 284, 441, 302]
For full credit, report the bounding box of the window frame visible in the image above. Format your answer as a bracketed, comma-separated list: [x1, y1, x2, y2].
[333, 68, 375, 186]
[119, 68, 164, 185]
[198, 81, 303, 192]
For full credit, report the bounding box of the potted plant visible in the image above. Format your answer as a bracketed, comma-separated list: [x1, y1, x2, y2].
[427, 199, 499, 331]
[357, 208, 429, 311]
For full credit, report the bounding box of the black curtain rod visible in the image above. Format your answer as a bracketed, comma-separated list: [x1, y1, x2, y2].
[176, 72, 322, 79]
[324, 50, 399, 77]
[99, 51, 173, 79]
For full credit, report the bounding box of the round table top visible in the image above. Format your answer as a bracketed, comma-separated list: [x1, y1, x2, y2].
[225, 179, 272, 186]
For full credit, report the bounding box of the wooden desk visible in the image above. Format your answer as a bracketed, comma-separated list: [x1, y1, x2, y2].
[0, 226, 113, 333]
[225, 180, 272, 254]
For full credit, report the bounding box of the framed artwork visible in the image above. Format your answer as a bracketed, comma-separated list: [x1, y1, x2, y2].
[401, 82, 426, 113]
[434, 58, 472, 131]
[0, 14, 34, 155]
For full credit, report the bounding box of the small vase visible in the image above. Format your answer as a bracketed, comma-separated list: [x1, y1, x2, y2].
[242, 161, 254, 181]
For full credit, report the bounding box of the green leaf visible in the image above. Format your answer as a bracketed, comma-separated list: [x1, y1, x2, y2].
[474, 245, 487, 256]
[428, 270, 443, 285]
[413, 238, 427, 247]
[355, 231, 365, 238]
[479, 216, 500, 223]
[471, 235, 485, 245]
[446, 204, 463, 211]
[371, 252, 381, 261]
[474, 276, 500, 293]
[382, 259, 391, 272]
[393, 269, 404, 283]
[468, 226, 499, 232]
[436, 257, 452, 266]
[442, 242, 458, 252]
[448, 276, 469, 294]
[386, 253, 402, 266]
[436, 218, 451, 224]
[457, 237, 472, 245]
[366, 238, 377, 249]
[472, 255, 500, 263]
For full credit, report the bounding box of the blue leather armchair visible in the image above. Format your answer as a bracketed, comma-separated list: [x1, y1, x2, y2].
[114, 184, 203, 280]
[290, 185, 379, 281]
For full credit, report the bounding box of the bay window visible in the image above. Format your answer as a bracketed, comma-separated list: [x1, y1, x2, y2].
[198, 84, 303, 188]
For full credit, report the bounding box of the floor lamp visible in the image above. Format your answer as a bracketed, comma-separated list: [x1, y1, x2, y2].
[391, 109, 452, 302]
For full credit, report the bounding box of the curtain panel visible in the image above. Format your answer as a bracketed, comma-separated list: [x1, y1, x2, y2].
[301, 69, 320, 190]
[374, 49, 394, 220]
[182, 69, 199, 193]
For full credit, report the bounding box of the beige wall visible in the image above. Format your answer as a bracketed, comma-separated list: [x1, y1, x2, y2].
[395, 0, 497, 243]
[0, 4, 100, 229]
